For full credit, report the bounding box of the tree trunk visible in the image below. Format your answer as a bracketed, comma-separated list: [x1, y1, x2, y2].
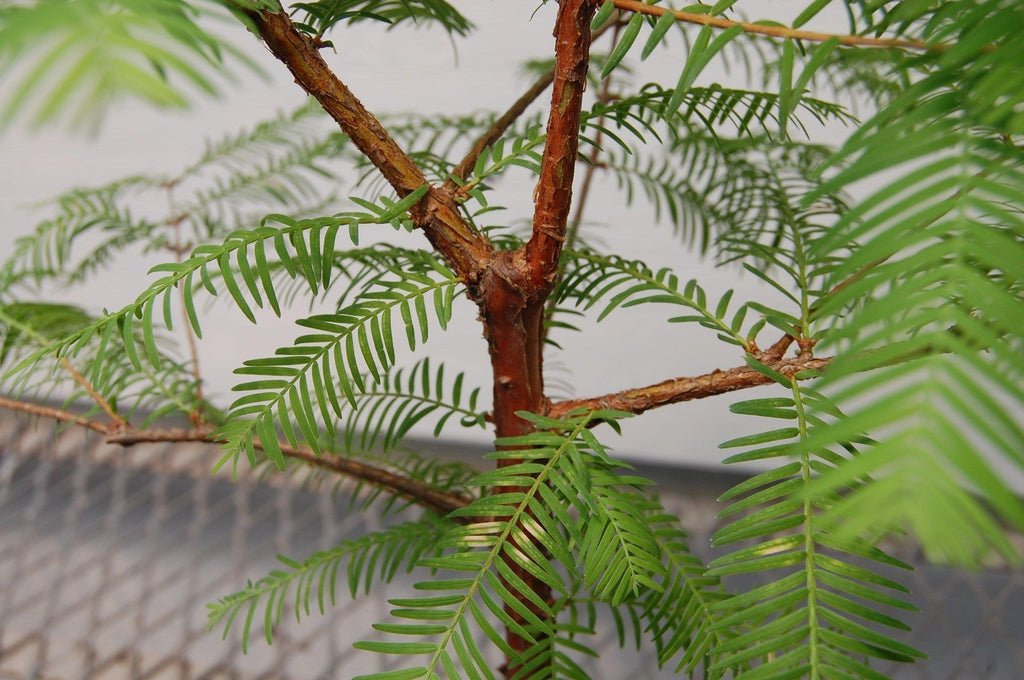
[478, 250, 551, 677]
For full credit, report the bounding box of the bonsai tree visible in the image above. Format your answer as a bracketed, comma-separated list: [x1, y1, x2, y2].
[1, 1, 1022, 678]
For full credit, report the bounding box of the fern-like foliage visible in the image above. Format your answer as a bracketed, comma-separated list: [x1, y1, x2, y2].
[341, 358, 486, 453]
[0, 300, 202, 424]
[0, 0, 258, 130]
[214, 251, 459, 470]
[709, 364, 924, 678]
[556, 249, 750, 349]
[801, 0, 1024, 565]
[0, 176, 163, 292]
[638, 502, 733, 677]
[291, 0, 472, 42]
[351, 410, 678, 679]
[1, 189, 434, 437]
[209, 516, 449, 651]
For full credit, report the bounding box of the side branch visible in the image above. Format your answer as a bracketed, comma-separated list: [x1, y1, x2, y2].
[0, 396, 110, 434]
[0, 398, 471, 516]
[613, 0, 938, 51]
[444, 18, 621, 191]
[548, 355, 831, 418]
[525, 0, 598, 289]
[247, 9, 491, 282]
[109, 428, 473, 516]
[445, 71, 555, 190]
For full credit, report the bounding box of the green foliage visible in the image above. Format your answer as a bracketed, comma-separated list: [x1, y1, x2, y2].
[801, 0, 1024, 565]
[2, 1, 1022, 678]
[351, 410, 677, 679]
[0, 0, 259, 131]
[291, 0, 473, 41]
[215, 256, 460, 470]
[0, 300, 203, 424]
[712, 368, 924, 678]
[209, 517, 450, 651]
[556, 249, 750, 348]
[340, 358, 487, 453]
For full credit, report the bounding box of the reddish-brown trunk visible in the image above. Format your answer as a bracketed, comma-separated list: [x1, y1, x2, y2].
[479, 3, 596, 675]
[478, 252, 550, 677]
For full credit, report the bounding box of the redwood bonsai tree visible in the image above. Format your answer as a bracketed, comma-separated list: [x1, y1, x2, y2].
[1, 1, 1022, 678]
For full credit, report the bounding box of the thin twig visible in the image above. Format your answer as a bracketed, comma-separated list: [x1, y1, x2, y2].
[109, 428, 473, 516]
[0, 396, 472, 516]
[613, 0, 940, 51]
[0, 305, 127, 429]
[57, 359, 128, 429]
[0, 396, 111, 434]
[444, 18, 623, 194]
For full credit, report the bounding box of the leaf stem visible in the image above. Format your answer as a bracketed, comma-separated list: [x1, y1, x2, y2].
[791, 381, 822, 679]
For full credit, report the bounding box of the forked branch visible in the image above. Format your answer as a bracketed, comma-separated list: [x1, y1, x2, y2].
[245, 8, 492, 283]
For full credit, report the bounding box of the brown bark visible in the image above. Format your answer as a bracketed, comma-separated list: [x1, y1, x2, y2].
[247, 9, 492, 286]
[548, 355, 831, 419]
[525, 0, 597, 290]
[477, 252, 551, 674]
[476, 2, 598, 675]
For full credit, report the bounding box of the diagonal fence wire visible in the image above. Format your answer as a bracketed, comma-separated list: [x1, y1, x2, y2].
[0, 411, 1021, 679]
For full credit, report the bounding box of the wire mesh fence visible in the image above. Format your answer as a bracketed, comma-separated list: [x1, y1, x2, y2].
[1, 411, 1022, 679]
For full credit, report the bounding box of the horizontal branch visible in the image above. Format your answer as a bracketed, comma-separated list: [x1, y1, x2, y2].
[613, 0, 937, 51]
[0, 397, 471, 516]
[0, 396, 110, 434]
[548, 354, 831, 418]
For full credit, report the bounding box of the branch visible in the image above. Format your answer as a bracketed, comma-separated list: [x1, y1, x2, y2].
[543, 20, 623, 342]
[613, 0, 939, 51]
[444, 18, 622, 192]
[0, 305, 127, 429]
[58, 358, 128, 429]
[166, 183, 205, 425]
[0, 398, 471, 516]
[526, 0, 598, 289]
[109, 428, 473, 516]
[246, 9, 491, 284]
[0, 396, 110, 434]
[447, 71, 555, 191]
[548, 354, 831, 418]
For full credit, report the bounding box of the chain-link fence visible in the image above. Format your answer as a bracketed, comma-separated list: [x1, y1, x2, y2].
[1, 411, 1022, 679]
